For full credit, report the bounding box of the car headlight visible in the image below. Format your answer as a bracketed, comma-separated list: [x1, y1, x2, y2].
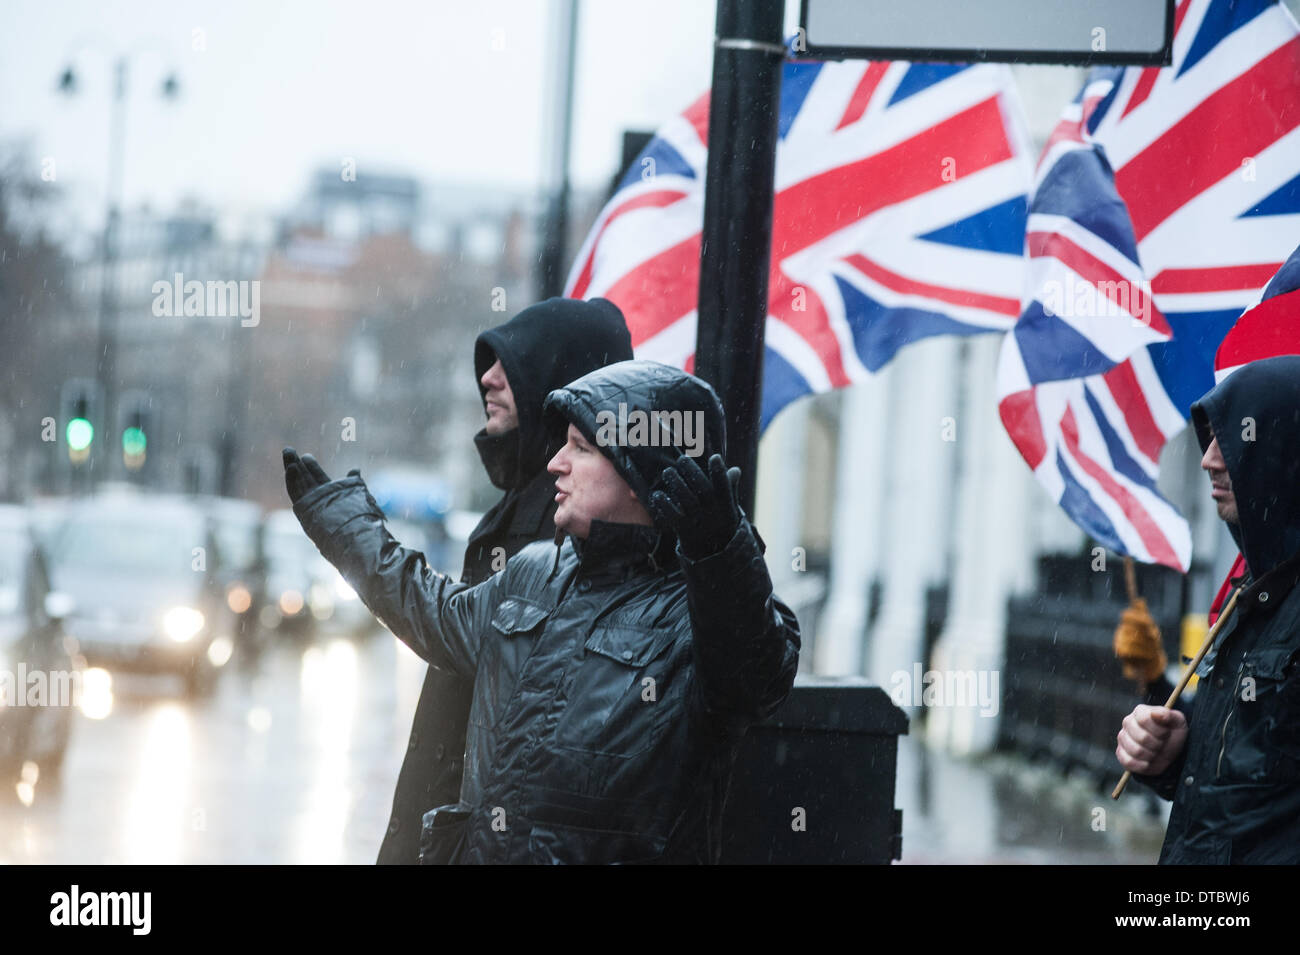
[227, 583, 252, 614]
[308, 583, 334, 620]
[162, 606, 205, 643]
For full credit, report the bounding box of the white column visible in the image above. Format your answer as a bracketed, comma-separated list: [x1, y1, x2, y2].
[868, 338, 960, 702]
[814, 369, 892, 675]
[928, 336, 1034, 755]
[756, 399, 810, 599]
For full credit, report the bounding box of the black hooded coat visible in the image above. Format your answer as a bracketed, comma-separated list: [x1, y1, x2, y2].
[375, 297, 632, 865]
[1134, 355, 1300, 863]
[294, 360, 800, 864]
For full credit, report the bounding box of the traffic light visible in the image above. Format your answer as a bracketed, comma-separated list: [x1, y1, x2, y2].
[60, 381, 101, 467]
[121, 398, 149, 471]
[66, 395, 94, 463]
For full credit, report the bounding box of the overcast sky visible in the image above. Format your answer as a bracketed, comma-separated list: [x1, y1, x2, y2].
[7, 1, 1296, 242]
[1, 0, 730, 236]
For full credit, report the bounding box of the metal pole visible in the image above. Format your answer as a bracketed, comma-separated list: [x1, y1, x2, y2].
[537, 0, 580, 300]
[694, 0, 785, 513]
[94, 55, 128, 485]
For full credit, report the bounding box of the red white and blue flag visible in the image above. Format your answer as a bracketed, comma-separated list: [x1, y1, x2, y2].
[997, 0, 1300, 571]
[565, 59, 1032, 426]
[1214, 240, 1300, 380]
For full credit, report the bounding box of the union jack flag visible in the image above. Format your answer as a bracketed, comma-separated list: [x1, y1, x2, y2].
[997, 0, 1300, 571]
[565, 59, 1032, 427]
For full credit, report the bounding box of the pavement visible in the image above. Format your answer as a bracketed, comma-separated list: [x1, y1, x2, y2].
[895, 725, 1169, 864]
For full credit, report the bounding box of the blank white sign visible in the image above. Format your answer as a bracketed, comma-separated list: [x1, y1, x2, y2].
[801, 0, 1172, 63]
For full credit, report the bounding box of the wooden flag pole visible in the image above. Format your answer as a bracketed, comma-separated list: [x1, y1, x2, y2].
[1111, 587, 1242, 800]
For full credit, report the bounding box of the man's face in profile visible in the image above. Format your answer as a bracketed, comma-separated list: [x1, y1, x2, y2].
[1200, 433, 1239, 524]
[480, 358, 519, 434]
[546, 424, 650, 538]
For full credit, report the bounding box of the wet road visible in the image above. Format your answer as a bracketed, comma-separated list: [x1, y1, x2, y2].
[0, 624, 1169, 864]
[0, 627, 423, 864]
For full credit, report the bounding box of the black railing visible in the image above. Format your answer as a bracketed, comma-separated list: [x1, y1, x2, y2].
[998, 554, 1183, 794]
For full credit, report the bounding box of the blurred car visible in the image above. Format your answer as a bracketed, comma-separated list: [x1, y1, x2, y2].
[198, 496, 268, 658]
[0, 505, 78, 783]
[262, 509, 439, 639]
[261, 509, 335, 637]
[46, 495, 235, 698]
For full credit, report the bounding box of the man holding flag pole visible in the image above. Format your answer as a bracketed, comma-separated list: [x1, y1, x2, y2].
[1116, 244, 1300, 864]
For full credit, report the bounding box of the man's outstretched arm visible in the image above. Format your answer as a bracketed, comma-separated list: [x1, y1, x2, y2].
[284, 449, 496, 677]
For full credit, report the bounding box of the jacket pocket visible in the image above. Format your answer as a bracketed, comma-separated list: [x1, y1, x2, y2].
[551, 624, 678, 757]
[490, 597, 550, 636]
[1256, 647, 1300, 775]
[1223, 647, 1300, 781]
[527, 821, 666, 865]
[1161, 833, 1232, 865]
[418, 804, 469, 865]
[482, 597, 552, 735]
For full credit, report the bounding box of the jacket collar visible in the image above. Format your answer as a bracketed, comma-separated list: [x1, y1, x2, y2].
[511, 467, 558, 537]
[567, 519, 676, 583]
[474, 427, 525, 490]
[467, 461, 557, 553]
[1237, 545, 1300, 619]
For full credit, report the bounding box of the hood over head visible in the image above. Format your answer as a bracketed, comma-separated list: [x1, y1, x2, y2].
[474, 297, 632, 488]
[542, 359, 727, 519]
[1190, 355, 1300, 578]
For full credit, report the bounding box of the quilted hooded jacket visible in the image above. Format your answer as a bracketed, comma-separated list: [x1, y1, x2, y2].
[293, 360, 800, 863]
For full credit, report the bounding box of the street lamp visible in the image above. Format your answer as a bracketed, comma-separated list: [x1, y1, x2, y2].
[56, 49, 180, 485]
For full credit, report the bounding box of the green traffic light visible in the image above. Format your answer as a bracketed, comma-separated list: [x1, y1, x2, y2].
[122, 426, 147, 457]
[67, 418, 94, 451]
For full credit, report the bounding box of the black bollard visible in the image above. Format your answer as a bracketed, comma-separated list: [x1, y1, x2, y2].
[721, 676, 909, 864]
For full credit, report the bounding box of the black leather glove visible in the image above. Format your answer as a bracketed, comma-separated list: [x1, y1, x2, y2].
[648, 453, 742, 559]
[282, 447, 358, 504]
[283, 447, 330, 503]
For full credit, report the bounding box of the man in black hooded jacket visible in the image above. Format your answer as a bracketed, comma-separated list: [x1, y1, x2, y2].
[284, 360, 800, 863]
[298, 296, 631, 865]
[1117, 355, 1300, 863]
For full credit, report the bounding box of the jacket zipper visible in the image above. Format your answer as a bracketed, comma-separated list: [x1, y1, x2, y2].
[1217, 659, 1246, 778]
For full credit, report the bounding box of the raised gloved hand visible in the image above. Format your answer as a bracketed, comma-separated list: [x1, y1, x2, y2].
[283, 447, 359, 504]
[282, 447, 330, 504]
[648, 453, 742, 559]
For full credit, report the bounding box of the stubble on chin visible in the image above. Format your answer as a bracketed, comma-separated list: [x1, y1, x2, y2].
[1214, 495, 1239, 525]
